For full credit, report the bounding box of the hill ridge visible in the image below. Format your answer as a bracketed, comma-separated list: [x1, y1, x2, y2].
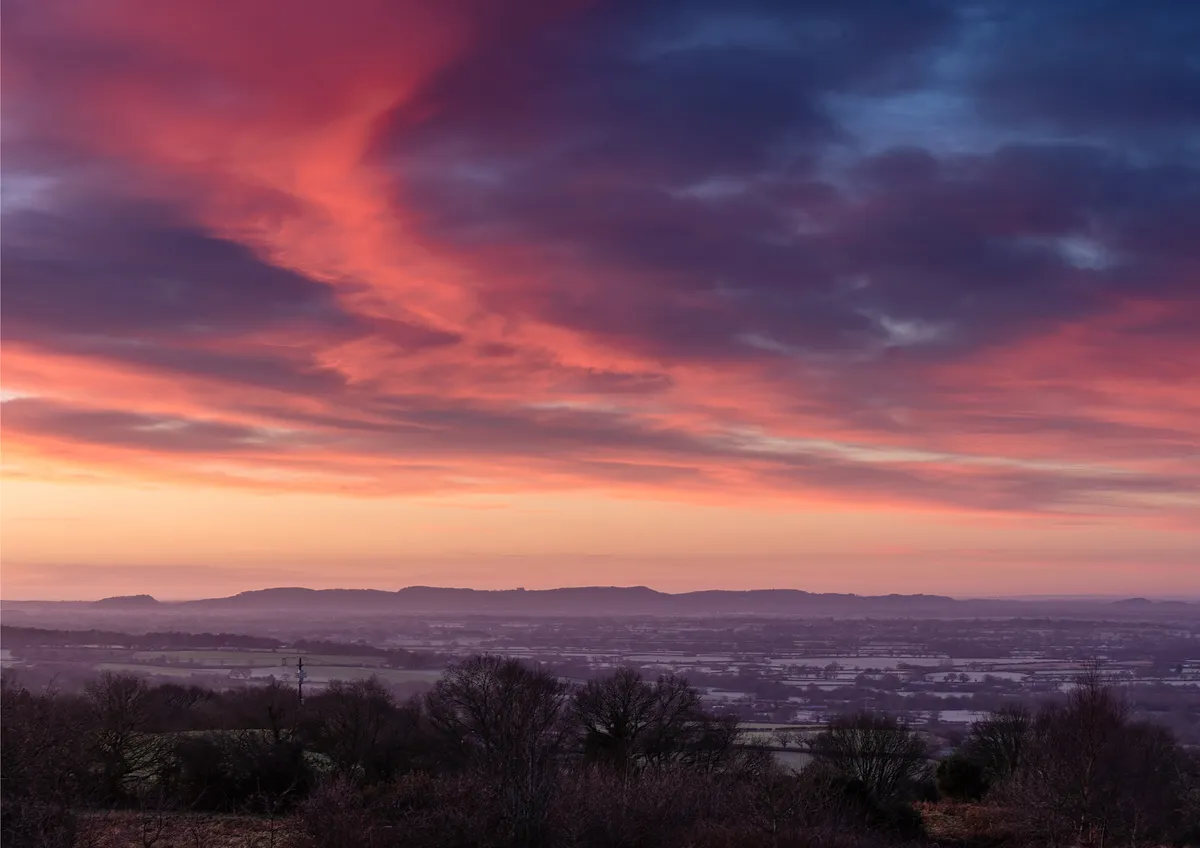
[36, 586, 1191, 616]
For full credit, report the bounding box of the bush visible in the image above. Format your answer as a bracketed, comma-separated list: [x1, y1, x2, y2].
[297, 777, 373, 848]
[0, 800, 77, 848]
[869, 801, 926, 841]
[298, 773, 512, 848]
[158, 731, 315, 812]
[936, 754, 989, 801]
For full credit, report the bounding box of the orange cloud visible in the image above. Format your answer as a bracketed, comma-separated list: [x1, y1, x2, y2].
[3, 0, 1197, 595]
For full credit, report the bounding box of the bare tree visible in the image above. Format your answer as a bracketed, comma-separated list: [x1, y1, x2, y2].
[303, 676, 408, 782]
[83, 672, 162, 803]
[572, 667, 658, 769]
[641, 674, 705, 769]
[963, 704, 1031, 783]
[426, 655, 570, 845]
[226, 680, 298, 742]
[0, 678, 82, 848]
[680, 712, 768, 776]
[809, 712, 928, 802]
[998, 666, 1190, 847]
[572, 667, 757, 778]
[740, 766, 807, 844]
[772, 729, 800, 749]
[143, 683, 213, 733]
[427, 655, 570, 775]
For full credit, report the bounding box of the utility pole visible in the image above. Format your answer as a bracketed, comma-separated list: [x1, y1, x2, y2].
[281, 655, 308, 705]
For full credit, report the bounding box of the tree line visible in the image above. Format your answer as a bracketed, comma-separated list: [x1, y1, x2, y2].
[2, 657, 1198, 848]
[0, 625, 440, 668]
[0, 626, 282, 651]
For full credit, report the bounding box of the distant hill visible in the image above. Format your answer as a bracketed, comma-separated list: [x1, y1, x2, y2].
[1111, 596, 1193, 610]
[145, 585, 1192, 617]
[2, 587, 1189, 619]
[93, 594, 160, 608]
[173, 585, 966, 615]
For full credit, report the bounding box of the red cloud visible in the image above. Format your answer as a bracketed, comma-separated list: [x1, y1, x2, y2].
[2, 0, 1198, 531]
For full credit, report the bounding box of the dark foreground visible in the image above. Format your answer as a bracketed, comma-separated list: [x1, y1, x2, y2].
[4, 656, 1198, 848]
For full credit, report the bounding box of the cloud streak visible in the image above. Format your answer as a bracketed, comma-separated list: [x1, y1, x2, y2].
[2, 0, 1197, 527]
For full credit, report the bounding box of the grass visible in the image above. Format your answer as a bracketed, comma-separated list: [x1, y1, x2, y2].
[76, 810, 297, 848]
[917, 801, 1015, 845]
[73, 801, 1015, 848]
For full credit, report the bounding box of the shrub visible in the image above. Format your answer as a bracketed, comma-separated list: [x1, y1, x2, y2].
[936, 754, 989, 801]
[0, 800, 77, 848]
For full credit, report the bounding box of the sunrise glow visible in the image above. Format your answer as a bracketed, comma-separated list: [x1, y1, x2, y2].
[2, 1, 1197, 599]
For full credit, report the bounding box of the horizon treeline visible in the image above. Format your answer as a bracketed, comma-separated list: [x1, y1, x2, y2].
[3, 657, 1199, 848]
[0, 624, 443, 669]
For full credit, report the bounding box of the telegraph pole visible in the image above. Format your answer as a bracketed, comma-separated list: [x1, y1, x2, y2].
[281, 655, 308, 705]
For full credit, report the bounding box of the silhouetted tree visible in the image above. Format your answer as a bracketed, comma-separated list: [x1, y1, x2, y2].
[6, 652, 1197, 848]
[0, 678, 82, 847]
[426, 655, 570, 774]
[225, 679, 299, 742]
[302, 676, 425, 783]
[572, 667, 658, 769]
[143, 682, 215, 733]
[83, 672, 161, 803]
[158, 728, 314, 813]
[998, 667, 1190, 847]
[426, 655, 570, 846]
[640, 674, 704, 769]
[809, 712, 928, 803]
[963, 704, 1031, 784]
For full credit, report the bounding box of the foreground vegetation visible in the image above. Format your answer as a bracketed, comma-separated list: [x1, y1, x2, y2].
[3, 657, 1198, 847]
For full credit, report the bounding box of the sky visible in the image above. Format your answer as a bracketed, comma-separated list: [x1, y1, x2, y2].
[1, 0, 1198, 600]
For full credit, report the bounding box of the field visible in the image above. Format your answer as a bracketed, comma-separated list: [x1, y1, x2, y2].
[87, 649, 445, 689]
[97, 663, 215, 678]
[70, 801, 1015, 846]
[131, 649, 392, 666]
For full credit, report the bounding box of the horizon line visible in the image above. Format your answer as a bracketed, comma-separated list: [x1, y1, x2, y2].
[3, 583, 1199, 605]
